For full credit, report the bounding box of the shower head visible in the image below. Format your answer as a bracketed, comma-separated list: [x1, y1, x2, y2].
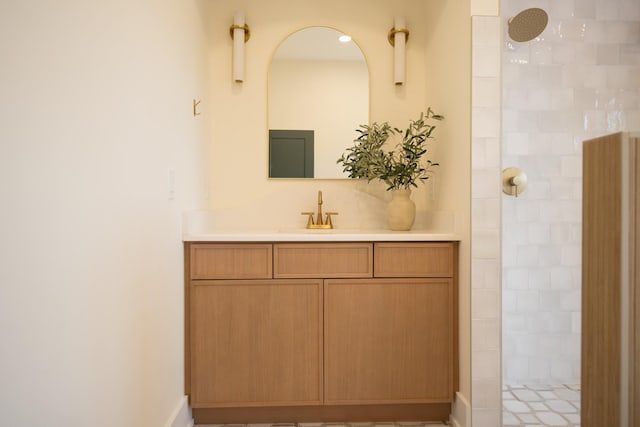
[508, 7, 549, 42]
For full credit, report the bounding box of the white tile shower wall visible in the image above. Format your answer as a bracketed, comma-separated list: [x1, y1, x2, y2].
[501, 0, 640, 385]
[471, 15, 502, 427]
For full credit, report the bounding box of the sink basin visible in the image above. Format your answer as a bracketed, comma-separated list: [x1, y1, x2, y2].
[277, 227, 360, 234]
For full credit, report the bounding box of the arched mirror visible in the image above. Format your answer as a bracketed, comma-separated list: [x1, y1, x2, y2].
[268, 27, 369, 179]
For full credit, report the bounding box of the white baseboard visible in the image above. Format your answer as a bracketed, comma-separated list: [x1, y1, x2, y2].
[449, 391, 471, 427]
[165, 395, 193, 427]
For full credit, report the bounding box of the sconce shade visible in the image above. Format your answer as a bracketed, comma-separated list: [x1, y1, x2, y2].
[392, 16, 407, 85]
[232, 11, 245, 82]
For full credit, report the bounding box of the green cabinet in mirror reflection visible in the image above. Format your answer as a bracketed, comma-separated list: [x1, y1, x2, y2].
[269, 129, 314, 178]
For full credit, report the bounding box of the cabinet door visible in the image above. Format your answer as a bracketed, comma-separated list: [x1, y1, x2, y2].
[324, 278, 453, 405]
[190, 279, 323, 408]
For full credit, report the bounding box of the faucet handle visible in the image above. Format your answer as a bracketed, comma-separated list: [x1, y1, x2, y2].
[325, 212, 339, 228]
[301, 212, 315, 227]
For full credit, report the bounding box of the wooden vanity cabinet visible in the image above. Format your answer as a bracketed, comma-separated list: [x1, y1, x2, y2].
[185, 241, 458, 423]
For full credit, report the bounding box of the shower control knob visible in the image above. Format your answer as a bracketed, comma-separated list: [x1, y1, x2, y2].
[502, 167, 528, 197]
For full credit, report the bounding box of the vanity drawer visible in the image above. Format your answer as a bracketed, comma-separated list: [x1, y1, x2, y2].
[374, 242, 455, 278]
[274, 243, 373, 278]
[190, 244, 273, 279]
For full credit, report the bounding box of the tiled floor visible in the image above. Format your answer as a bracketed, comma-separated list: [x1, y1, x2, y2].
[503, 384, 581, 427]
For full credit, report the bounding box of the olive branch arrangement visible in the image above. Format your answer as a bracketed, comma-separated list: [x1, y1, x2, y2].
[337, 108, 444, 191]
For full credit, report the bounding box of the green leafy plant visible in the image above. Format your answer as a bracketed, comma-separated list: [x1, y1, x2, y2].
[337, 108, 444, 190]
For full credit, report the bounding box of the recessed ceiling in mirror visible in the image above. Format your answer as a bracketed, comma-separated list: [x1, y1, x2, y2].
[268, 27, 369, 179]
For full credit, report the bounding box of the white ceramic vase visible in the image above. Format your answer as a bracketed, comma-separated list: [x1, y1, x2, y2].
[387, 189, 416, 231]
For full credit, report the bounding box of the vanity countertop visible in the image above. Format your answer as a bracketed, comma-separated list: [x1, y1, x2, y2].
[183, 229, 460, 242]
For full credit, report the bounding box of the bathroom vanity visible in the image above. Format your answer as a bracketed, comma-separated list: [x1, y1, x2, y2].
[184, 232, 459, 424]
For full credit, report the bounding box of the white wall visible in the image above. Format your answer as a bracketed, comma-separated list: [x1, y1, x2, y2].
[502, 0, 640, 385]
[0, 1, 209, 426]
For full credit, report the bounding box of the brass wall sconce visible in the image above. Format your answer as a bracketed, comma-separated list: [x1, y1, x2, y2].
[230, 12, 251, 83]
[388, 17, 410, 85]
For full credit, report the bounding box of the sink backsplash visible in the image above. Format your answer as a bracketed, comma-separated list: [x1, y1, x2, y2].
[184, 187, 457, 236]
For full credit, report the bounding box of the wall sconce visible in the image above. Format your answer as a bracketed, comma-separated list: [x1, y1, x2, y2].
[388, 16, 409, 85]
[229, 11, 250, 83]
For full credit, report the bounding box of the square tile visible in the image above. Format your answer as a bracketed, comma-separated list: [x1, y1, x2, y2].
[473, 348, 501, 379]
[529, 402, 548, 411]
[553, 387, 580, 401]
[512, 388, 543, 401]
[546, 399, 578, 413]
[473, 408, 502, 427]
[472, 16, 501, 47]
[536, 411, 569, 426]
[473, 46, 501, 78]
[504, 399, 531, 413]
[565, 413, 581, 423]
[539, 390, 558, 399]
[517, 413, 540, 423]
[502, 411, 520, 426]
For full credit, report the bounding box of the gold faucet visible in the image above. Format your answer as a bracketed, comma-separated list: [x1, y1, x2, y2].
[301, 190, 338, 229]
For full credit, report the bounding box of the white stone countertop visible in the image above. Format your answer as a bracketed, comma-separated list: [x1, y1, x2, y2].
[183, 229, 460, 242]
